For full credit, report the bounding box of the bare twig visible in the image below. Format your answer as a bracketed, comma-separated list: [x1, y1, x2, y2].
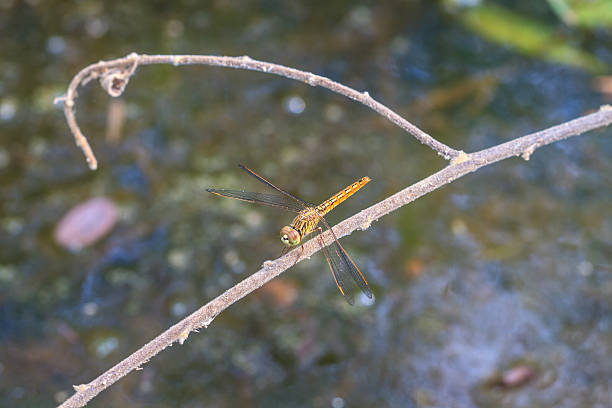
[57, 104, 612, 408]
[55, 53, 612, 408]
[55, 53, 462, 169]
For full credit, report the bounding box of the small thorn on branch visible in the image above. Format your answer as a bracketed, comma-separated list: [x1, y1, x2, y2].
[178, 328, 190, 344]
[521, 144, 537, 161]
[72, 384, 88, 393]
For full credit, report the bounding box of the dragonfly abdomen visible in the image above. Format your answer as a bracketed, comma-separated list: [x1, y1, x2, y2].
[316, 177, 371, 216]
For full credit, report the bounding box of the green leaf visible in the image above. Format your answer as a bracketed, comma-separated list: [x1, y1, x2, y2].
[459, 3, 608, 73]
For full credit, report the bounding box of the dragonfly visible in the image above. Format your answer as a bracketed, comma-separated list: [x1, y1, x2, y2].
[206, 164, 373, 305]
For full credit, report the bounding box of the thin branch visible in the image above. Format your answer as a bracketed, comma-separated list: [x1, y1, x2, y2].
[55, 53, 461, 170]
[57, 106, 612, 408]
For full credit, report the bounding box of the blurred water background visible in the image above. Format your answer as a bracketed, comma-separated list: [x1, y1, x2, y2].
[0, 1, 611, 407]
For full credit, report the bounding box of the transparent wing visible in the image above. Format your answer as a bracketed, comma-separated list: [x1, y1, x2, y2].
[320, 235, 355, 305]
[238, 164, 315, 207]
[206, 189, 305, 212]
[318, 220, 372, 305]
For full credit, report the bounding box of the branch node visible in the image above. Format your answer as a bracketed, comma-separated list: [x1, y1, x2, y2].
[53, 95, 66, 105]
[81, 71, 100, 86]
[360, 217, 373, 231]
[450, 151, 470, 165]
[99, 58, 139, 97]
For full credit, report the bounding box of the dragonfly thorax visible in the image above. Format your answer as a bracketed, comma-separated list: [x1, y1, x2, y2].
[280, 225, 301, 247]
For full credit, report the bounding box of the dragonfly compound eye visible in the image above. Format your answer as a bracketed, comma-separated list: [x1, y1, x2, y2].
[280, 226, 300, 247]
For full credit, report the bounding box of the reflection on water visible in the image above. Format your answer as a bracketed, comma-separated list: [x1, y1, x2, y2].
[1, 1, 611, 407]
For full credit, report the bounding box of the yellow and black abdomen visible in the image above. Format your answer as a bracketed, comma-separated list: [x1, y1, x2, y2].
[288, 177, 371, 242]
[315, 177, 371, 217]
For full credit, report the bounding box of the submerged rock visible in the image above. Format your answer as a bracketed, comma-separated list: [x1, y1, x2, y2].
[54, 197, 119, 250]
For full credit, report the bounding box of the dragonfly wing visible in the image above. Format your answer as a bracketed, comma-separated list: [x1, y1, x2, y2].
[319, 229, 372, 305]
[206, 189, 304, 212]
[320, 234, 355, 305]
[238, 164, 315, 207]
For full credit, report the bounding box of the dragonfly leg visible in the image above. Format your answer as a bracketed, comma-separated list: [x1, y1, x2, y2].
[280, 243, 303, 266]
[294, 231, 316, 266]
[292, 230, 318, 265]
[293, 231, 317, 266]
[290, 244, 304, 267]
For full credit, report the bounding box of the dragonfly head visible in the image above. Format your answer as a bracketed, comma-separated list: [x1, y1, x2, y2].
[280, 226, 301, 247]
